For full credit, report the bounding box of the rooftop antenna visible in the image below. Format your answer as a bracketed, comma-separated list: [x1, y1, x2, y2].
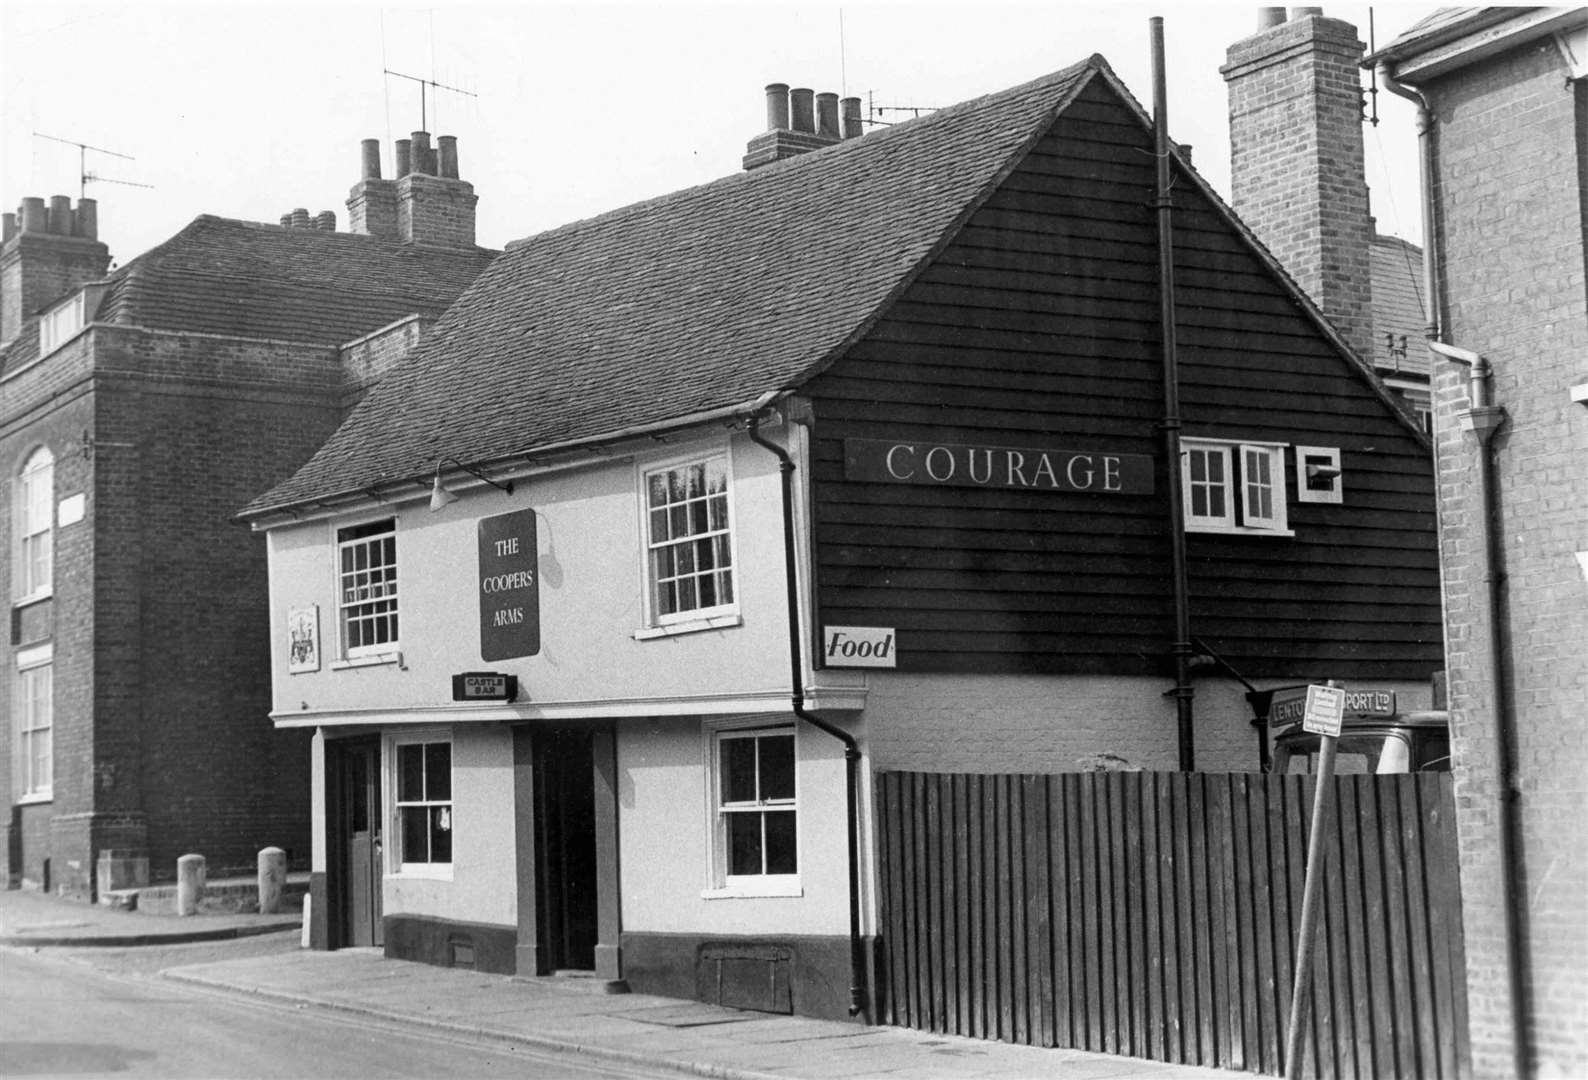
[32, 132, 153, 198]
[383, 68, 478, 132]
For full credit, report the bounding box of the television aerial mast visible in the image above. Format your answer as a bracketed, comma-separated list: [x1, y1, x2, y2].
[32, 132, 154, 198]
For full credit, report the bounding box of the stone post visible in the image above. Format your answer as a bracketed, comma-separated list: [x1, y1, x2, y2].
[257, 847, 286, 914]
[176, 854, 206, 916]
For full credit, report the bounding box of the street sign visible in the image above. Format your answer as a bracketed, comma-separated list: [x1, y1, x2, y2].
[451, 672, 518, 702]
[1303, 683, 1345, 738]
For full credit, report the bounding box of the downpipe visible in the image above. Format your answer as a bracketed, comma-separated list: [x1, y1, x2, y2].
[747, 411, 868, 1022]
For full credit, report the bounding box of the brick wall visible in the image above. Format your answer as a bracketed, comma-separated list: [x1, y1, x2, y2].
[398, 174, 478, 249]
[1428, 37, 1588, 1078]
[1223, 13, 1375, 361]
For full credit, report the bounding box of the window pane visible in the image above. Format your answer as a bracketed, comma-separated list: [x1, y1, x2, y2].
[759, 736, 795, 800]
[727, 812, 763, 875]
[425, 743, 451, 801]
[650, 508, 669, 542]
[670, 505, 688, 537]
[398, 744, 423, 802]
[429, 806, 453, 863]
[717, 570, 734, 605]
[677, 575, 697, 612]
[708, 495, 728, 531]
[647, 473, 668, 508]
[685, 463, 704, 498]
[721, 739, 757, 803]
[764, 811, 797, 874]
[401, 805, 429, 863]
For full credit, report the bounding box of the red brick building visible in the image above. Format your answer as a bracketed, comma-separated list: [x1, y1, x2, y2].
[1369, 9, 1588, 1078]
[2, 135, 496, 900]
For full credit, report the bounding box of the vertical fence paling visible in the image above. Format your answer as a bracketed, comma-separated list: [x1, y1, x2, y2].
[875, 771, 1466, 1079]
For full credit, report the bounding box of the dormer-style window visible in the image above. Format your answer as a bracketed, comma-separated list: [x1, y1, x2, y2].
[38, 293, 86, 357]
[16, 447, 55, 600]
[1182, 439, 1292, 535]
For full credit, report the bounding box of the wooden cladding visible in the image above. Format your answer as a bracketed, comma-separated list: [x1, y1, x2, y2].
[875, 770, 1468, 1078]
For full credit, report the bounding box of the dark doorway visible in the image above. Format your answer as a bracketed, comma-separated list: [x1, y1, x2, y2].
[335, 738, 383, 948]
[536, 729, 597, 971]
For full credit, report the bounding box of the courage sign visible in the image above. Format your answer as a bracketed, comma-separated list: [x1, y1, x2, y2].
[478, 508, 540, 661]
[843, 438, 1153, 495]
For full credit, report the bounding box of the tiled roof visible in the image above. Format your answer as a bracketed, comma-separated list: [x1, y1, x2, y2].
[93, 216, 497, 343]
[1370, 234, 1428, 377]
[1362, 7, 1552, 64]
[245, 58, 1100, 515]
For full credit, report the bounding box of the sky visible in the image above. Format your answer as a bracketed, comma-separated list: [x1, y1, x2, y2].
[1, 2, 1437, 267]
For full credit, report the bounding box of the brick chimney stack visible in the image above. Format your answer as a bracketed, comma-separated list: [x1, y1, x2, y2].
[346, 133, 478, 248]
[1222, 8, 1374, 361]
[1, 194, 112, 346]
[743, 83, 863, 170]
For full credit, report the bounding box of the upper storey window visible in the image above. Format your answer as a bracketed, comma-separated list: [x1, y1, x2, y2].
[16, 447, 54, 601]
[337, 518, 398, 657]
[643, 457, 736, 624]
[38, 293, 85, 357]
[1182, 440, 1291, 535]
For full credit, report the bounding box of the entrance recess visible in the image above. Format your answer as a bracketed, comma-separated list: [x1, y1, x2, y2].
[335, 738, 383, 948]
[537, 729, 597, 970]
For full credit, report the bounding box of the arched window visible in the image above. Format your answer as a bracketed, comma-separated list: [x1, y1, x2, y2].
[17, 447, 54, 599]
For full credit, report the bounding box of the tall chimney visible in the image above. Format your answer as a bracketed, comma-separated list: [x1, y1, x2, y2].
[395, 133, 477, 248]
[1222, 10, 1374, 361]
[742, 81, 845, 170]
[348, 137, 399, 241]
[841, 97, 864, 139]
[1, 194, 112, 345]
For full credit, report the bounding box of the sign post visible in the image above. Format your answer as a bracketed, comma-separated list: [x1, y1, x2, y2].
[1284, 680, 1345, 1079]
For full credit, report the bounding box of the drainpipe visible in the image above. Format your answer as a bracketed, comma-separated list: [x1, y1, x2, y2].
[1152, 17, 1196, 771]
[747, 410, 868, 1022]
[1380, 55, 1529, 1077]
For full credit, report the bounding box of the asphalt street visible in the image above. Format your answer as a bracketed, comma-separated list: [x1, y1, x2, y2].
[1, 934, 664, 1079]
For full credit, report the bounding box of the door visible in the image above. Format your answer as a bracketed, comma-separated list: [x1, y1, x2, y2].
[339, 739, 384, 947]
[536, 729, 597, 971]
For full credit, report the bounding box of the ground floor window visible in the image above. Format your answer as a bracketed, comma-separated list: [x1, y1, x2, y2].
[712, 725, 797, 891]
[393, 737, 451, 871]
[15, 645, 52, 800]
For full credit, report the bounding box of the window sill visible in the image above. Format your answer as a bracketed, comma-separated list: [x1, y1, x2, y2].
[1186, 524, 1295, 538]
[702, 880, 803, 900]
[389, 865, 453, 882]
[12, 590, 52, 609]
[16, 792, 52, 806]
[633, 614, 742, 641]
[330, 651, 403, 670]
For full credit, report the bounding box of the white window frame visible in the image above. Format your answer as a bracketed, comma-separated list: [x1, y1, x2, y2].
[15, 643, 53, 802]
[702, 719, 801, 899]
[16, 447, 54, 603]
[387, 731, 453, 879]
[334, 517, 400, 662]
[637, 450, 741, 637]
[38, 293, 85, 357]
[1181, 439, 1292, 536]
[1295, 446, 1344, 504]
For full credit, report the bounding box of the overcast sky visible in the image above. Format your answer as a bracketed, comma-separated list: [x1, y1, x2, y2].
[2, 2, 1435, 265]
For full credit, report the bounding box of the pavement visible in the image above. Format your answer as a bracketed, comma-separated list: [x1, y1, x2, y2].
[1, 888, 1235, 1080]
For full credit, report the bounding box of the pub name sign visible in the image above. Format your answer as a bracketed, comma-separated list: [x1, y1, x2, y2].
[844, 438, 1153, 495]
[478, 508, 540, 662]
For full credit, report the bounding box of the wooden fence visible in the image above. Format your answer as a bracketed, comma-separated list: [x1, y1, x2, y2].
[875, 770, 1468, 1078]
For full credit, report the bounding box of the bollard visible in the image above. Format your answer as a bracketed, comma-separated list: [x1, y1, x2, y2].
[301, 893, 312, 948]
[176, 854, 206, 916]
[257, 847, 286, 914]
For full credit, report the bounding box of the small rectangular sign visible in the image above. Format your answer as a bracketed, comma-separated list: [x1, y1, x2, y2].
[844, 438, 1153, 495]
[1303, 684, 1346, 738]
[451, 672, 519, 702]
[823, 626, 897, 668]
[478, 509, 540, 662]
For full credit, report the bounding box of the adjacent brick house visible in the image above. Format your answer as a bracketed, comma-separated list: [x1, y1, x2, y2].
[240, 54, 1442, 1029]
[1, 135, 497, 900]
[1368, 8, 1588, 1078]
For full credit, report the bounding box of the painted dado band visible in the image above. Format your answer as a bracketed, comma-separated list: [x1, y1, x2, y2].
[843, 437, 1154, 494]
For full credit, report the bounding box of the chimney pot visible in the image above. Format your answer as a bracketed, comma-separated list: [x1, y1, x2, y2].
[48, 195, 73, 236]
[75, 197, 98, 240]
[280, 214, 294, 227]
[20, 197, 47, 233]
[816, 92, 840, 139]
[789, 88, 815, 134]
[764, 83, 791, 130]
[2, 212, 15, 244]
[437, 135, 459, 179]
[841, 97, 863, 139]
[1258, 7, 1287, 29]
[360, 138, 382, 180]
[315, 210, 337, 232]
[291, 208, 310, 229]
[1289, 6, 1323, 18]
[395, 138, 413, 178]
[410, 131, 434, 175]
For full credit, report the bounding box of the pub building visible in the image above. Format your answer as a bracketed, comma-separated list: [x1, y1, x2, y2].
[239, 55, 1441, 1024]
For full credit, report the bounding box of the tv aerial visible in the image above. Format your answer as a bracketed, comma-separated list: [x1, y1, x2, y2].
[32, 132, 154, 198]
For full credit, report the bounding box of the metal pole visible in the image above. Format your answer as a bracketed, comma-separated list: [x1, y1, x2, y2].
[1284, 713, 1339, 1078]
